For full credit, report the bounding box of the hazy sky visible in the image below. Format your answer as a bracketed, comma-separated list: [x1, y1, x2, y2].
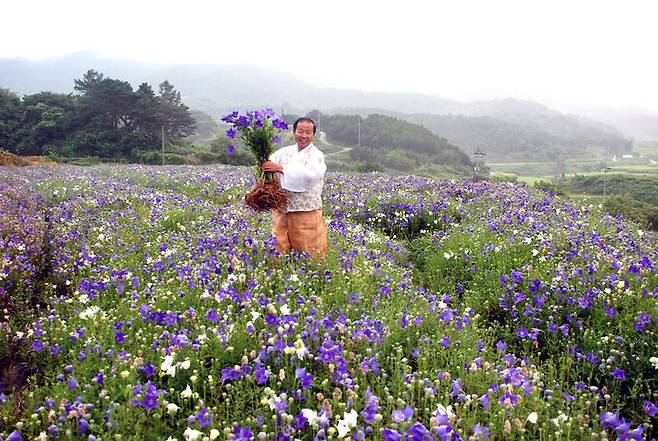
[3, 0, 658, 112]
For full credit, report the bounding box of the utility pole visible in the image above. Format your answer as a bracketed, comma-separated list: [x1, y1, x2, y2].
[603, 166, 612, 197]
[357, 119, 361, 147]
[474, 148, 487, 179]
[161, 124, 165, 166]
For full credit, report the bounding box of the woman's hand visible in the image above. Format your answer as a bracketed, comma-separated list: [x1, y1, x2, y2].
[262, 161, 283, 173]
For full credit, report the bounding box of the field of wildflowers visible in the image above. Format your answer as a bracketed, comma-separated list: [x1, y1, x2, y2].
[0, 165, 656, 440]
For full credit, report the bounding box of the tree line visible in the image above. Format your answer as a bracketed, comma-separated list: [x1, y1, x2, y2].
[0, 70, 195, 162]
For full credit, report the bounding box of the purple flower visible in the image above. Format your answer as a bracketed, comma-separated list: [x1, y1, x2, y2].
[67, 377, 79, 391]
[611, 368, 626, 380]
[272, 118, 288, 130]
[391, 405, 413, 423]
[380, 428, 401, 441]
[141, 363, 154, 378]
[496, 340, 507, 351]
[197, 406, 212, 428]
[644, 400, 658, 417]
[361, 387, 380, 423]
[439, 336, 451, 348]
[226, 128, 237, 139]
[295, 367, 314, 389]
[206, 308, 219, 323]
[7, 430, 22, 441]
[499, 391, 521, 407]
[406, 422, 429, 440]
[479, 392, 491, 410]
[78, 417, 89, 435]
[132, 381, 161, 411]
[511, 269, 524, 284]
[230, 425, 254, 440]
[634, 312, 652, 332]
[221, 367, 243, 383]
[47, 425, 60, 437]
[31, 339, 44, 352]
[227, 144, 236, 155]
[255, 363, 270, 385]
[472, 423, 490, 439]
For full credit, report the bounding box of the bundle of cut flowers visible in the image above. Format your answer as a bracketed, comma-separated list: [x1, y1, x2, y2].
[221, 108, 289, 211]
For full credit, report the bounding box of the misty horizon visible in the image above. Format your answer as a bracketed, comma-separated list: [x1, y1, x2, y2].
[2, 0, 658, 114]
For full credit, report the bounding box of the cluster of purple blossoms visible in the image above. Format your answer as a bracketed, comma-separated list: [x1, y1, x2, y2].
[132, 381, 163, 410]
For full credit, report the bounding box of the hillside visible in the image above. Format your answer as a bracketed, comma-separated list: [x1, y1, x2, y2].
[316, 113, 472, 173]
[401, 111, 632, 160]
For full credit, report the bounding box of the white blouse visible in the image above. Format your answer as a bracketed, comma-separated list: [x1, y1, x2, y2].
[270, 143, 326, 212]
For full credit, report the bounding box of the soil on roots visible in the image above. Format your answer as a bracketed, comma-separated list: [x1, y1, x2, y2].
[244, 181, 288, 212]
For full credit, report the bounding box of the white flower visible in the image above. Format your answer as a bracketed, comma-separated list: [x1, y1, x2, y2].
[527, 412, 538, 424]
[181, 384, 193, 399]
[209, 429, 220, 440]
[649, 356, 658, 369]
[280, 304, 291, 315]
[167, 403, 179, 415]
[435, 403, 455, 420]
[161, 355, 177, 377]
[183, 427, 203, 441]
[295, 339, 310, 360]
[551, 412, 568, 427]
[302, 409, 320, 427]
[80, 306, 101, 320]
[336, 409, 358, 438]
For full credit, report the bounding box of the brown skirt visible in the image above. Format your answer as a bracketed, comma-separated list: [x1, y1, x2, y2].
[272, 209, 327, 257]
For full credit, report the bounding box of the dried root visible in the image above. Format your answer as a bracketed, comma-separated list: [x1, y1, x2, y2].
[244, 181, 288, 212]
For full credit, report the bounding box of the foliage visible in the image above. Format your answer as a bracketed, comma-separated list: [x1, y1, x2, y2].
[566, 174, 658, 206]
[0, 164, 656, 441]
[533, 180, 566, 196]
[603, 195, 658, 230]
[0, 71, 196, 162]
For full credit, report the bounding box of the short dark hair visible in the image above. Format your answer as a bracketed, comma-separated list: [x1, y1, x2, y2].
[293, 117, 316, 134]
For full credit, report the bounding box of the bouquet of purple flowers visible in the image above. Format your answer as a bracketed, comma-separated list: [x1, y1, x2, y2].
[221, 109, 289, 211]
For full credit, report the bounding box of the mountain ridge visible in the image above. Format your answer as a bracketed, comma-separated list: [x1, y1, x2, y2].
[1, 53, 654, 158]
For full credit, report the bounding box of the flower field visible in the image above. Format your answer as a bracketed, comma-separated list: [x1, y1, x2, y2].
[0, 165, 656, 441]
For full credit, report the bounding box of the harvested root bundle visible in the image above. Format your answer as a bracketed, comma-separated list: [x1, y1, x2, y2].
[244, 180, 288, 212]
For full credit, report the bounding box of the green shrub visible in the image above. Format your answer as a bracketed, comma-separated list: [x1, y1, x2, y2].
[603, 194, 658, 230]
